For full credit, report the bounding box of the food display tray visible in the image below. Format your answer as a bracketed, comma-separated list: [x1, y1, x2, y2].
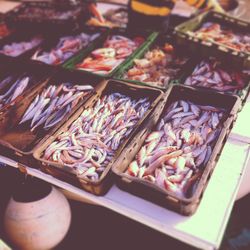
[174, 11, 250, 68]
[5, 1, 88, 32]
[112, 84, 241, 215]
[62, 29, 154, 78]
[30, 28, 102, 67]
[0, 69, 101, 160]
[33, 79, 163, 195]
[175, 56, 250, 108]
[0, 61, 55, 113]
[114, 32, 192, 90]
[0, 29, 45, 61]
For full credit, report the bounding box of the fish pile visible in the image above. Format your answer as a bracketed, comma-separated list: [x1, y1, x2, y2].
[0, 36, 43, 57]
[0, 76, 30, 109]
[87, 4, 127, 28]
[19, 83, 94, 132]
[104, 8, 128, 28]
[17, 6, 79, 20]
[32, 33, 99, 65]
[185, 58, 250, 93]
[189, 22, 250, 53]
[124, 43, 189, 88]
[126, 100, 225, 197]
[43, 93, 150, 181]
[76, 35, 144, 74]
[0, 23, 11, 39]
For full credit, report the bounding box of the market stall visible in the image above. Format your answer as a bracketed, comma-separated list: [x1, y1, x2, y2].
[0, 1, 249, 249]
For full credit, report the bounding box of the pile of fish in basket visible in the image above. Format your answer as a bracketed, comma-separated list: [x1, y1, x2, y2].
[0, 1, 249, 215]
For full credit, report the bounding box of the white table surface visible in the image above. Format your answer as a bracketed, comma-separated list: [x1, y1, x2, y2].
[230, 95, 250, 143]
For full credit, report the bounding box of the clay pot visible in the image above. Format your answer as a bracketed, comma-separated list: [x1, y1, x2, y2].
[4, 178, 71, 250]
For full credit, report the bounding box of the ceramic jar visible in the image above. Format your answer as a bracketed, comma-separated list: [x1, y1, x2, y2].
[4, 178, 71, 250]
